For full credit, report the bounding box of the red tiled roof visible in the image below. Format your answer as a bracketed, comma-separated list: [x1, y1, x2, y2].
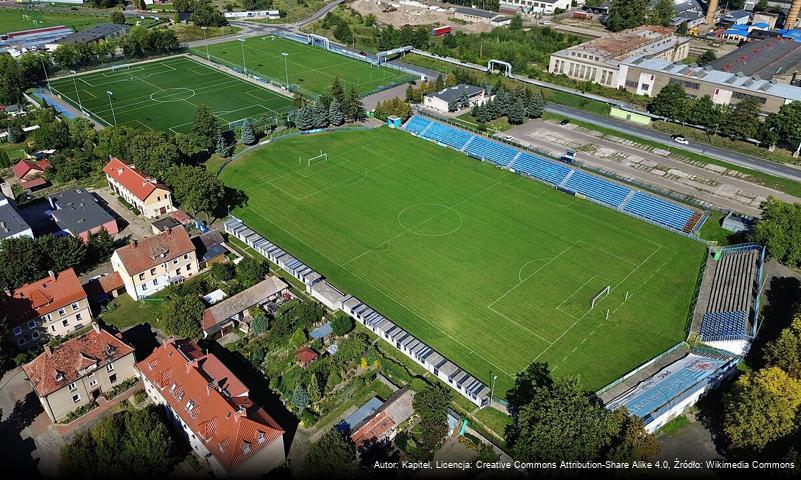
[351, 411, 395, 449]
[137, 338, 284, 473]
[22, 325, 135, 397]
[11, 159, 49, 180]
[113, 226, 195, 276]
[171, 209, 192, 224]
[295, 347, 318, 364]
[102, 157, 169, 202]
[20, 177, 47, 190]
[99, 272, 125, 293]
[4, 269, 88, 326]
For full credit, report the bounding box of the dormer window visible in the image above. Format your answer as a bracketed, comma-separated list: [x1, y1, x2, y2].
[186, 399, 195, 412]
[242, 441, 251, 454]
[170, 383, 177, 394]
[257, 432, 265, 444]
[55, 371, 65, 382]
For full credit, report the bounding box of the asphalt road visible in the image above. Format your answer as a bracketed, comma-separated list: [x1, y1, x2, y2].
[546, 103, 801, 183]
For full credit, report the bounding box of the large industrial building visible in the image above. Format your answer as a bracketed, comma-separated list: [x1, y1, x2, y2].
[548, 26, 690, 88]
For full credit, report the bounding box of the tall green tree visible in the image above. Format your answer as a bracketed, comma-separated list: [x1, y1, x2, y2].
[698, 50, 717, 66]
[86, 229, 117, 267]
[191, 105, 220, 151]
[749, 198, 801, 267]
[330, 77, 345, 106]
[0, 236, 50, 290]
[162, 295, 204, 339]
[508, 98, 527, 125]
[0, 55, 24, 104]
[305, 429, 359, 477]
[59, 406, 176, 479]
[762, 316, 801, 379]
[38, 235, 87, 273]
[291, 384, 310, 410]
[724, 367, 801, 451]
[688, 95, 721, 129]
[606, 0, 648, 32]
[648, 0, 676, 27]
[647, 83, 688, 121]
[329, 97, 344, 126]
[411, 383, 451, 460]
[169, 165, 225, 221]
[235, 257, 268, 288]
[239, 118, 256, 145]
[127, 131, 181, 180]
[527, 90, 545, 118]
[766, 101, 801, 151]
[719, 97, 761, 139]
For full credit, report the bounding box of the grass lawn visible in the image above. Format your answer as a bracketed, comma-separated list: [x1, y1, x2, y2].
[455, 112, 513, 133]
[0, 142, 27, 163]
[169, 23, 241, 42]
[221, 127, 706, 394]
[101, 293, 168, 330]
[197, 36, 414, 96]
[47, 56, 293, 133]
[0, 7, 107, 34]
[471, 407, 512, 437]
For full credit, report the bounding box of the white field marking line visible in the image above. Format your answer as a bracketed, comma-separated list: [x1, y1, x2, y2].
[243, 203, 515, 380]
[487, 240, 580, 309]
[555, 274, 598, 311]
[79, 77, 94, 87]
[49, 85, 113, 126]
[532, 242, 664, 362]
[341, 179, 507, 267]
[486, 305, 555, 345]
[297, 158, 393, 200]
[505, 180, 662, 249]
[518, 257, 557, 283]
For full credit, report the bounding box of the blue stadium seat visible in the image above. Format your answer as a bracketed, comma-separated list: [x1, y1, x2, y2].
[700, 311, 749, 341]
[464, 136, 518, 166]
[513, 153, 572, 185]
[564, 171, 630, 207]
[420, 122, 473, 150]
[403, 115, 432, 135]
[623, 192, 695, 231]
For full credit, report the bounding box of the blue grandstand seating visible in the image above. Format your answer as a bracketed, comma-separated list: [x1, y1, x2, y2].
[699, 311, 749, 341]
[464, 137, 518, 166]
[564, 171, 630, 207]
[623, 192, 694, 232]
[400, 116, 703, 235]
[403, 116, 432, 136]
[420, 122, 473, 150]
[513, 153, 572, 185]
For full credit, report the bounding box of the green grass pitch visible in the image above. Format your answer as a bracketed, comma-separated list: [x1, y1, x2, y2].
[196, 36, 415, 96]
[221, 127, 707, 394]
[47, 56, 293, 133]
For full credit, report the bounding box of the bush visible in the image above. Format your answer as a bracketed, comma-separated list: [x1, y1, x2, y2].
[299, 408, 318, 427]
[210, 262, 235, 281]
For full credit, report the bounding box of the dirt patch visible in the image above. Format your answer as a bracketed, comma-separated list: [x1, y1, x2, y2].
[350, 0, 494, 33]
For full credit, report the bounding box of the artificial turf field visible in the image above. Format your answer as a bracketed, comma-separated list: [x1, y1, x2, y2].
[47, 56, 293, 133]
[222, 127, 707, 393]
[198, 36, 414, 96]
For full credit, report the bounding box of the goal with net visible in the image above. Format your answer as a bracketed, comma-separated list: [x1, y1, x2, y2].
[303, 152, 328, 167]
[590, 285, 611, 309]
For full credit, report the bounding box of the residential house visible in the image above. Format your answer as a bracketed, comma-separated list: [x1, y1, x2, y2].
[83, 272, 126, 304]
[499, 0, 570, 15]
[12, 158, 50, 190]
[48, 189, 119, 242]
[102, 157, 175, 219]
[423, 84, 490, 113]
[193, 231, 230, 269]
[22, 323, 136, 422]
[201, 276, 288, 340]
[0, 190, 33, 241]
[137, 338, 286, 478]
[295, 347, 318, 368]
[110, 226, 198, 300]
[351, 389, 415, 450]
[4, 268, 92, 348]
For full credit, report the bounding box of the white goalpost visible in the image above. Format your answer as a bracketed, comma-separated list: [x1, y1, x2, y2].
[302, 151, 328, 166]
[590, 285, 611, 310]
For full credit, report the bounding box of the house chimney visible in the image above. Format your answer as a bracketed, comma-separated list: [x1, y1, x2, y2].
[132, 239, 137, 248]
[48, 270, 55, 279]
[92, 322, 100, 334]
[44, 344, 52, 356]
[3, 288, 10, 297]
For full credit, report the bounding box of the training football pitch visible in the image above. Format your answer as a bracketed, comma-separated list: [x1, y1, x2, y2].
[197, 36, 415, 96]
[47, 56, 294, 133]
[222, 128, 706, 393]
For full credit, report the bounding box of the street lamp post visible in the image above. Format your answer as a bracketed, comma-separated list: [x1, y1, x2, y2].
[281, 52, 289, 89]
[106, 91, 117, 125]
[70, 70, 83, 114]
[239, 38, 247, 75]
[489, 372, 498, 407]
[40, 55, 52, 93]
[202, 26, 210, 61]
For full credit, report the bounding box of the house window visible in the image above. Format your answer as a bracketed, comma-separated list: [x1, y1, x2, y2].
[109, 374, 117, 383]
[176, 268, 182, 276]
[27, 321, 37, 329]
[139, 273, 145, 281]
[62, 319, 69, 327]
[150, 268, 156, 275]
[17, 337, 26, 346]
[186, 264, 192, 271]
[242, 442, 251, 454]
[68, 382, 77, 392]
[76, 313, 83, 322]
[173, 259, 178, 265]
[153, 279, 158, 286]
[89, 379, 98, 387]
[58, 308, 66, 316]
[51, 325, 55, 332]
[12, 326, 22, 336]
[44, 313, 51, 321]
[183, 254, 188, 260]
[31, 331, 40, 340]
[143, 284, 148, 291]
[107, 363, 115, 372]
[72, 303, 79, 311]
[72, 393, 81, 403]
[258, 432, 266, 444]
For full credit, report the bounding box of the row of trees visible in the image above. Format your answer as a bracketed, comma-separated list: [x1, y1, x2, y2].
[505, 363, 659, 462]
[750, 198, 801, 268]
[173, 0, 228, 27]
[606, 0, 675, 32]
[472, 87, 545, 125]
[53, 26, 179, 70]
[296, 78, 365, 131]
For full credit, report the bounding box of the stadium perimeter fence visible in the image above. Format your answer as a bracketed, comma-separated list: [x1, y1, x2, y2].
[413, 108, 710, 239]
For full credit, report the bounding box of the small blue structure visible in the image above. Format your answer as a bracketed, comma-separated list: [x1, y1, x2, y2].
[310, 322, 333, 340]
[387, 115, 402, 128]
[337, 396, 384, 433]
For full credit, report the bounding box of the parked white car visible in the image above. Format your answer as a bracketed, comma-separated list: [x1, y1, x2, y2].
[672, 135, 689, 145]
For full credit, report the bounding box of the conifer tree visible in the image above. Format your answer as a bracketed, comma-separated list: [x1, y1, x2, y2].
[329, 97, 344, 126]
[239, 118, 256, 145]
